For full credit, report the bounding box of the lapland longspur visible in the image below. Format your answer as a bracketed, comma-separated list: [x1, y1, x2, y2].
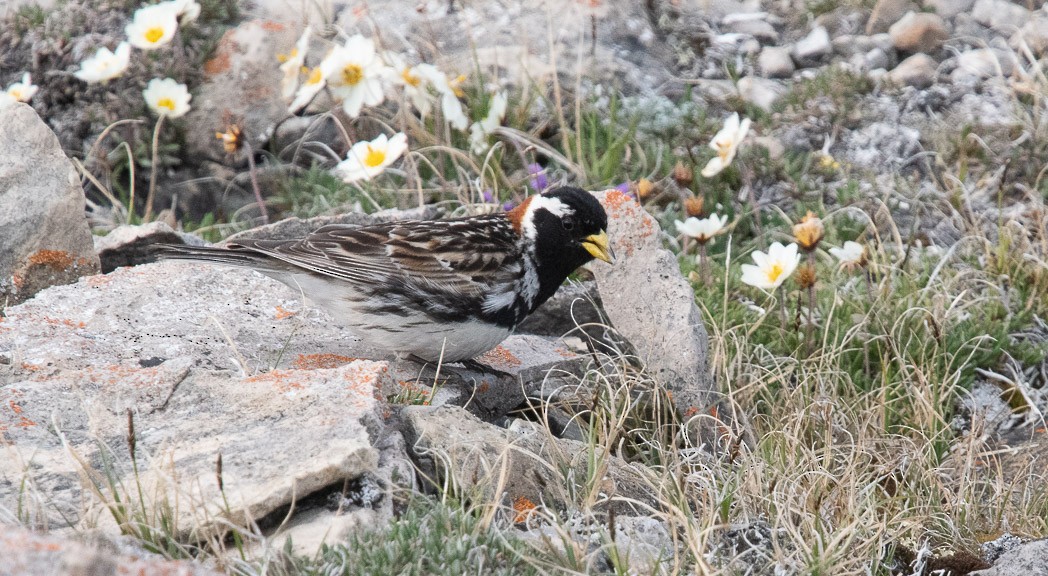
[158, 187, 613, 362]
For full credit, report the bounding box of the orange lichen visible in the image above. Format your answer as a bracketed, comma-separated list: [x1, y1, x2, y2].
[476, 381, 490, 394]
[512, 496, 538, 524]
[293, 353, 355, 370]
[203, 38, 234, 75]
[260, 20, 286, 31]
[27, 249, 76, 268]
[274, 306, 296, 320]
[86, 275, 111, 287]
[476, 345, 522, 368]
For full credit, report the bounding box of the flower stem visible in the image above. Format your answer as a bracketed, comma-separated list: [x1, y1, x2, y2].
[777, 285, 787, 327]
[242, 140, 269, 224]
[699, 242, 710, 286]
[143, 114, 165, 222]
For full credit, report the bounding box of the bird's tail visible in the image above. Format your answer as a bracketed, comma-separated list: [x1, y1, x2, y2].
[153, 243, 290, 275]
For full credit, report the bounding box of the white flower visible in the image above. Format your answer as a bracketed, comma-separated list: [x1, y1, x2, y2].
[335, 132, 408, 183]
[75, 42, 132, 83]
[740, 242, 800, 290]
[320, 34, 387, 118]
[386, 54, 437, 117]
[414, 65, 468, 129]
[829, 241, 866, 268]
[6, 73, 38, 103]
[143, 77, 191, 118]
[469, 91, 507, 154]
[165, 0, 200, 24]
[674, 213, 727, 244]
[126, 3, 180, 50]
[701, 112, 751, 177]
[279, 26, 311, 100]
[441, 91, 469, 130]
[288, 63, 328, 113]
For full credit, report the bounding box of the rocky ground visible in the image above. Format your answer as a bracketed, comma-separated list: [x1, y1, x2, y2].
[3, 0, 1048, 574]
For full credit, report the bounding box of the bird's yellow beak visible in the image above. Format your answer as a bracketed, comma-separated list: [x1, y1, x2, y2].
[582, 230, 615, 264]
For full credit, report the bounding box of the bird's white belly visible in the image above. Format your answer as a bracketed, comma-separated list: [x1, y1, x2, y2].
[271, 272, 512, 362]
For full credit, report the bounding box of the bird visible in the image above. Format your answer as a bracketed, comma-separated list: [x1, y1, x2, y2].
[157, 186, 613, 362]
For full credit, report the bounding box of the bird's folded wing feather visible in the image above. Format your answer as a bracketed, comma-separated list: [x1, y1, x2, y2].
[230, 217, 523, 295]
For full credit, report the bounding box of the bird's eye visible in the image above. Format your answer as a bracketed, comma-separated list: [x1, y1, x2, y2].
[561, 215, 574, 230]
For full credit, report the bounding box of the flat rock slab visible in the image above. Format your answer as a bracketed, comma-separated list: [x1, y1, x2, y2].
[0, 524, 222, 576]
[0, 262, 394, 543]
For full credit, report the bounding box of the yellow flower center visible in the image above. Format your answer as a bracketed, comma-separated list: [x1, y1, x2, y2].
[277, 48, 299, 63]
[715, 139, 733, 161]
[342, 64, 363, 86]
[401, 68, 421, 87]
[9, 89, 23, 100]
[156, 97, 176, 111]
[306, 67, 322, 85]
[145, 26, 165, 44]
[363, 145, 386, 168]
[766, 263, 784, 283]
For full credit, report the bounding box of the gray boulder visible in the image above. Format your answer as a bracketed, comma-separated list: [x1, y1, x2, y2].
[589, 189, 719, 429]
[0, 103, 99, 308]
[971, 539, 1048, 575]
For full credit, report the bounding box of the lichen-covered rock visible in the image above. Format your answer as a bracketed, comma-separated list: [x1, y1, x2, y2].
[0, 261, 394, 547]
[184, 19, 299, 163]
[0, 526, 222, 576]
[589, 189, 717, 423]
[0, 103, 99, 308]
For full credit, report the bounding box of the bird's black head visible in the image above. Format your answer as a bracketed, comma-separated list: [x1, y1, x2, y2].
[509, 186, 613, 311]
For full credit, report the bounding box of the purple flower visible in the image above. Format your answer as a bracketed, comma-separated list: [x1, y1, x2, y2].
[614, 181, 638, 199]
[482, 189, 494, 203]
[503, 200, 516, 211]
[527, 163, 548, 192]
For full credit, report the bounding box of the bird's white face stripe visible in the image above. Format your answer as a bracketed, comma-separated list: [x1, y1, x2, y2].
[520, 195, 569, 242]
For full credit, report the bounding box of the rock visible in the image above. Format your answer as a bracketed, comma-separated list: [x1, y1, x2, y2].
[751, 136, 786, 161]
[889, 11, 949, 53]
[736, 76, 785, 111]
[0, 261, 399, 548]
[832, 34, 877, 56]
[924, 0, 976, 19]
[888, 53, 938, 88]
[385, 334, 588, 422]
[611, 516, 676, 574]
[950, 48, 1006, 84]
[841, 122, 922, 170]
[870, 33, 895, 53]
[792, 26, 833, 67]
[589, 190, 717, 421]
[0, 103, 100, 308]
[971, 539, 1048, 575]
[0, 525, 221, 576]
[402, 405, 659, 514]
[184, 20, 300, 161]
[758, 46, 795, 78]
[94, 222, 205, 273]
[866, 0, 916, 34]
[864, 47, 893, 71]
[1010, 14, 1048, 57]
[971, 0, 1031, 32]
[722, 13, 779, 44]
